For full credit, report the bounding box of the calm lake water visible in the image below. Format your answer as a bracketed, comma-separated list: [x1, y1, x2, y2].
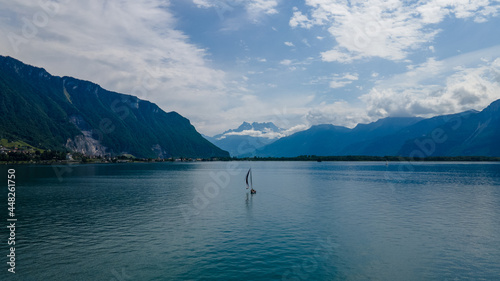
[1, 161, 500, 280]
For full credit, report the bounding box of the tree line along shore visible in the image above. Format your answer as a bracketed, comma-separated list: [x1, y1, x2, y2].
[1, 150, 499, 165]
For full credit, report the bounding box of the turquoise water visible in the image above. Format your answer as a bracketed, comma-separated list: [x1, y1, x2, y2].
[1, 162, 500, 280]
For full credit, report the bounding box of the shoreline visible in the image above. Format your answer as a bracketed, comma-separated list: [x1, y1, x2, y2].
[2, 155, 500, 165]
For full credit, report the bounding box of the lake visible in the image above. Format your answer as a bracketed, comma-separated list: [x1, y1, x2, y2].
[1, 161, 500, 280]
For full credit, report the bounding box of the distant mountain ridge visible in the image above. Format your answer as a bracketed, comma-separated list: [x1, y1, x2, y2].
[205, 121, 283, 157]
[255, 102, 500, 157]
[0, 55, 229, 158]
[215, 121, 284, 139]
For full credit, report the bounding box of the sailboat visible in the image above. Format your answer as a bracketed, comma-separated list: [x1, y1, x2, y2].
[246, 168, 256, 194]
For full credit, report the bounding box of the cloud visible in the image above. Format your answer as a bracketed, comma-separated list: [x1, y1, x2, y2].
[291, 0, 500, 63]
[289, 9, 314, 29]
[223, 128, 282, 139]
[213, 94, 315, 135]
[321, 48, 364, 63]
[223, 129, 271, 138]
[329, 73, 359, 89]
[280, 59, 292, 65]
[0, 0, 242, 135]
[282, 124, 310, 135]
[246, 0, 279, 16]
[305, 101, 371, 128]
[360, 51, 500, 119]
[284, 41, 294, 47]
[192, 0, 279, 20]
[218, 122, 310, 139]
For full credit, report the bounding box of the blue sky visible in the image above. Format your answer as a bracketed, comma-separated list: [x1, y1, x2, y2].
[1, 0, 500, 136]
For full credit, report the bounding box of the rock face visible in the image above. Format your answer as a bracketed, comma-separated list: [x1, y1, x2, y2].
[65, 114, 108, 156]
[65, 132, 108, 157]
[0, 55, 229, 158]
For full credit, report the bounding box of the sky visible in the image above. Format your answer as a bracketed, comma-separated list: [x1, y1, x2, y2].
[1, 0, 500, 136]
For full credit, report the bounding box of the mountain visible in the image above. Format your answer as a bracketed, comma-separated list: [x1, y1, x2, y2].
[255, 104, 500, 157]
[358, 111, 477, 156]
[399, 101, 500, 157]
[256, 117, 421, 157]
[0, 55, 229, 158]
[205, 122, 283, 156]
[342, 117, 424, 155]
[254, 124, 351, 157]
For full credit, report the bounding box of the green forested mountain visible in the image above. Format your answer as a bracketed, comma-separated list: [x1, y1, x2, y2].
[0, 55, 229, 158]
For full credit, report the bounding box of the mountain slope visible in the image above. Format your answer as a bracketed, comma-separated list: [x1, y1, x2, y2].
[0, 55, 229, 158]
[255, 118, 422, 157]
[255, 105, 499, 157]
[342, 117, 423, 155]
[349, 112, 476, 156]
[399, 100, 500, 157]
[255, 124, 352, 157]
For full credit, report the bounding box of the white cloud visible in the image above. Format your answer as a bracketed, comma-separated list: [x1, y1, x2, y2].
[321, 48, 364, 63]
[329, 81, 352, 89]
[289, 10, 315, 29]
[219, 123, 310, 139]
[280, 59, 292, 65]
[329, 73, 359, 89]
[291, 0, 500, 63]
[343, 73, 359, 81]
[223, 129, 282, 139]
[192, 0, 212, 8]
[0, 0, 240, 135]
[360, 50, 500, 119]
[193, 0, 279, 20]
[305, 101, 371, 128]
[282, 124, 310, 135]
[284, 41, 294, 47]
[246, 0, 279, 16]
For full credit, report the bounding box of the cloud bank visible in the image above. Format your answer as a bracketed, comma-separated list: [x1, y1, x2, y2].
[361, 55, 500, 119]
[290, 0, 500, 62]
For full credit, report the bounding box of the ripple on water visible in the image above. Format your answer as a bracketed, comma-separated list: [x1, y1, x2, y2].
[3, 162, 500, 280]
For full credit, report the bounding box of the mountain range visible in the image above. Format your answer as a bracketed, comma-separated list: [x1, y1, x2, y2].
[0, 55, 229, 159]
[204, 122, 283, 157]
[253, 101, 500, 157]
[2, 55, 498, 159]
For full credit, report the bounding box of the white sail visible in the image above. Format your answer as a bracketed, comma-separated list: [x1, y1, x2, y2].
[245, 168, 251, 189]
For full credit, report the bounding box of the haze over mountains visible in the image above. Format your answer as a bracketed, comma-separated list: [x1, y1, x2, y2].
[0, 56, 229, 159]
[208, 101, 500, 158]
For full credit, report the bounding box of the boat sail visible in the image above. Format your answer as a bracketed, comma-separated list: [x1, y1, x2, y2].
[245, 168, 256, 194]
